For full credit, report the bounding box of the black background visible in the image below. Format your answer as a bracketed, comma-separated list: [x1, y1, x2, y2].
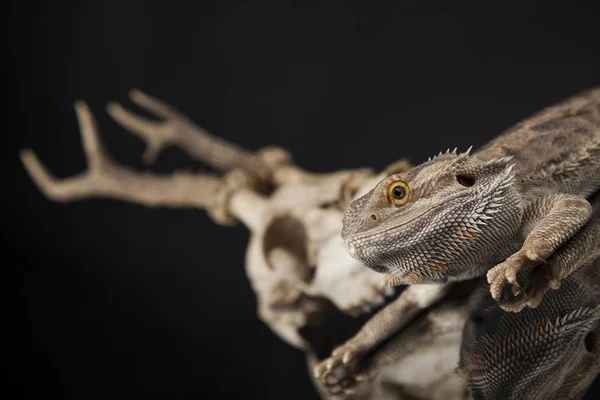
[10, 1, 600, 399]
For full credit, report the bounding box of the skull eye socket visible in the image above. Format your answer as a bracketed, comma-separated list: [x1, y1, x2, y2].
[387, 181, 409, 206]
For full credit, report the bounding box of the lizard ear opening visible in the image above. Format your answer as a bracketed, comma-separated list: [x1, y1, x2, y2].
[456, 174, 475, 187]
[584, 331, 596, 353]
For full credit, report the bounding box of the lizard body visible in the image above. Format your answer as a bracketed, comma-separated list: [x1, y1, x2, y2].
[315, 88, 600, 396]
[341, 87, 600, 311]
[459, 192, 600, 400]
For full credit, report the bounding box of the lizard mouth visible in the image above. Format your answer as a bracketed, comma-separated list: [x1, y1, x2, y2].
[343, 202, 439, 257]
[343, 173, 509, 271]
[343, 185, 481, 248]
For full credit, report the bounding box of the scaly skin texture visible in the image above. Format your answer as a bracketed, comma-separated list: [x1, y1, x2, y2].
[341, 87, 600, 312]
[459, 254, 600, 400]
[459, 194, 600, 400]
[315, 88, 600, 396]
[316, 208, 599, 398]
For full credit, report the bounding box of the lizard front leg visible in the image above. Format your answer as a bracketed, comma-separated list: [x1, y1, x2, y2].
[313, 283, 450, 396]
[531, 218, 600, 301]
[487, 194, 593, 312]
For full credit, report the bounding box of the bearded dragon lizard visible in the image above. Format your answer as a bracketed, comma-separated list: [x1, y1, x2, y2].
[315, 88, 600, 395]
[342, 87, 600, 312]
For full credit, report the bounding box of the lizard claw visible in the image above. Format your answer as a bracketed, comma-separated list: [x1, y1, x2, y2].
[487, 251, 547, 312]
[314, 340, 373, 396]
[331, 344, 360, 365]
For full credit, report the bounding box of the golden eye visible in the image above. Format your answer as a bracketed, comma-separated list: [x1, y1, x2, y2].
[387, 181, 409, 206]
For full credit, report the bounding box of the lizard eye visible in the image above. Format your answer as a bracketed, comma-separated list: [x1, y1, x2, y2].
[387, 181, 409, 206]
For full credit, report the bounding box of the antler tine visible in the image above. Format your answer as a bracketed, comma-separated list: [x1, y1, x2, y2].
[21, 100, 114, 202]
[20, 148, 91, 202]
[20, 101, 245, 225]
[106, 89, 257, 171]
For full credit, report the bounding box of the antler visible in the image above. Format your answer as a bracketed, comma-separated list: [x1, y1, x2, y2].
[106, 89, 292, 183]
[21, 91, 379, 226]
[20, 101, 245, 224]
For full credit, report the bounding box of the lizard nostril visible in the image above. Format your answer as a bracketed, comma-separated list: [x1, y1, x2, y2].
[370, 214, 378, 221]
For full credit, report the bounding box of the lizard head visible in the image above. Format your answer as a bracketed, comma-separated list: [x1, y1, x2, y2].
[341, 149, 522, 284]
[458, 263, 600, 400]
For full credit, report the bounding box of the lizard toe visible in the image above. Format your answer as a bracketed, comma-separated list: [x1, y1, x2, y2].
[342, 349, 358, 365]
[326, 357, 338, 371]
[315, 340, 372, 395]
[488, 271, 508, 302]
[497, 295, 529, 312]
